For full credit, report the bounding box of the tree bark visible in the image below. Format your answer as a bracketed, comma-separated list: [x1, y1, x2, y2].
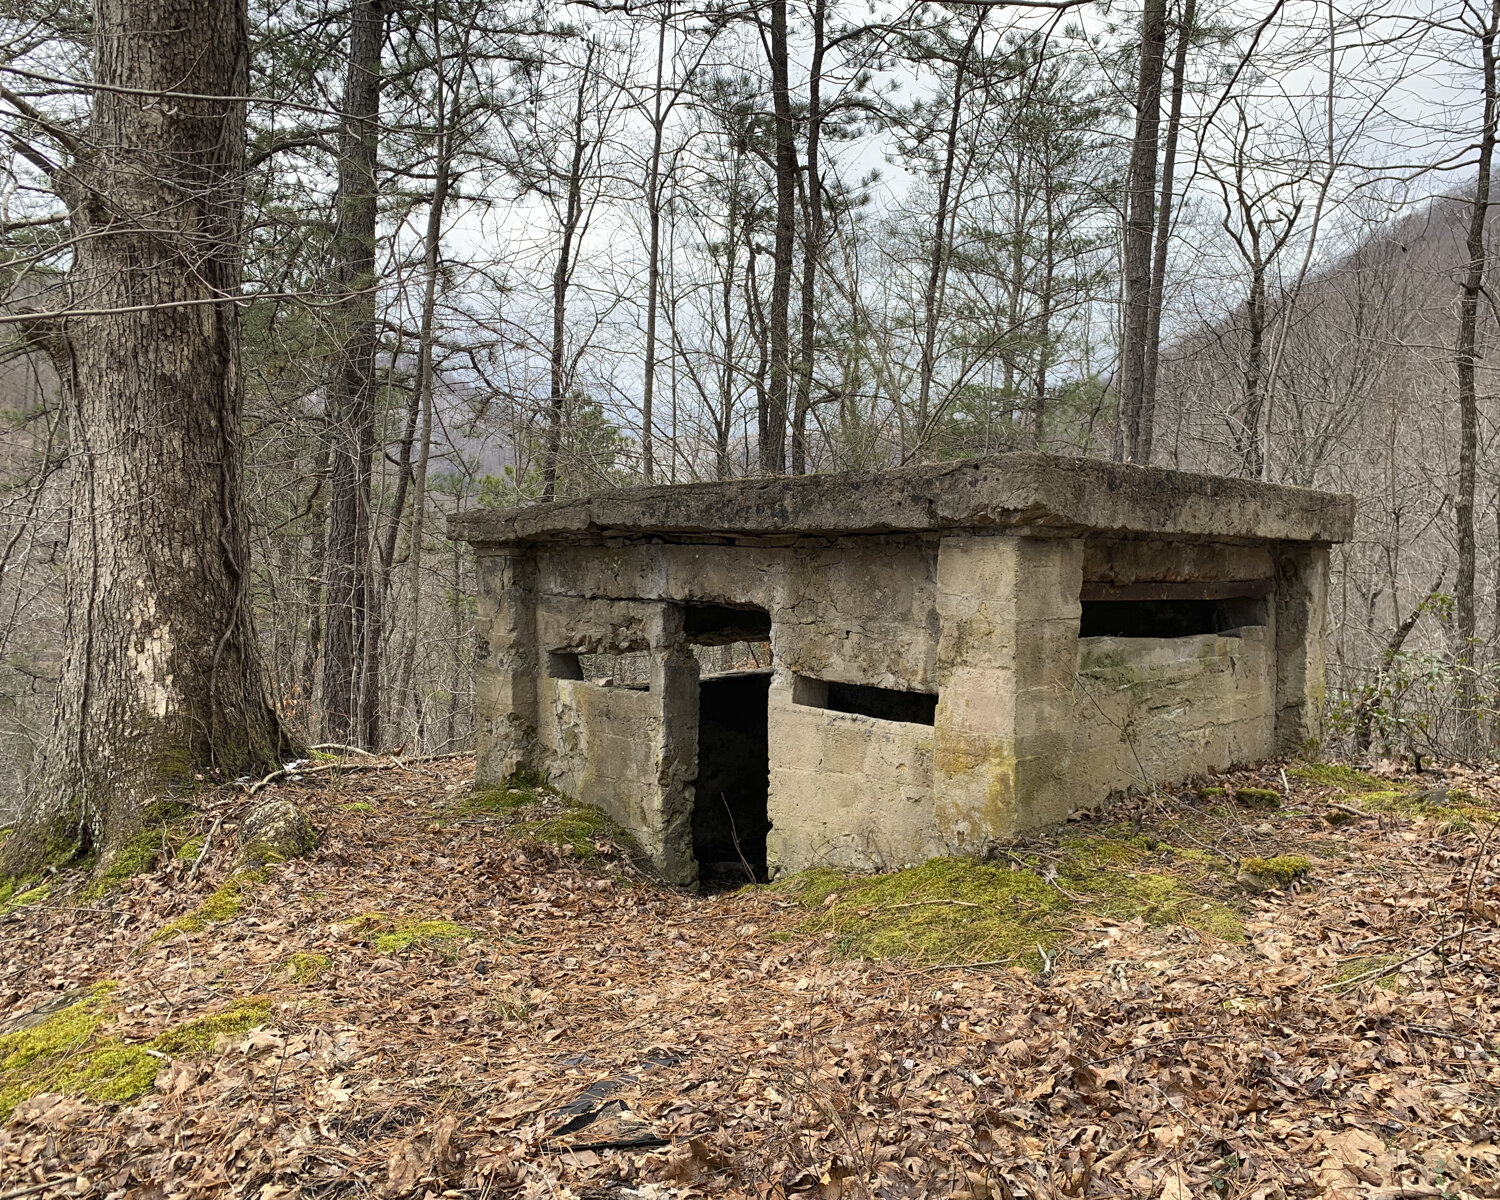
[642, 4, 670, 482]
[1139, 0, 1193, 466]
[322, 0, 384, 747]
[1118, 0, 1168, 465]
[542, 43, 595, 500]
[12, 0, 296, 871]
[791, 0, 827, 475]
[1454, 0, 1499, 755]
[761, 0, 795, 475]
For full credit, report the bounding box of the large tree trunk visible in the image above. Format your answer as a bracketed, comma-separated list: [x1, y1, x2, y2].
[322, 0, 383, 747]
[1454, 0, 1499, 756]
[9, 0, 296, 872]
[1118, 0, 1168, 465]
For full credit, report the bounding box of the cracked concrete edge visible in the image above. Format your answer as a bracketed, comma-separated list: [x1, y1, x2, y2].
[447, 454, 1355, 548]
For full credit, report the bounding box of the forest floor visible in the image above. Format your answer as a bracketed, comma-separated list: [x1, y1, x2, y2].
[0, 755, 1497, 1200]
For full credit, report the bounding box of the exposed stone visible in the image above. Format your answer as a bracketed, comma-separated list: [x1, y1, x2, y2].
[238, 799, 317, 867]
[449, 453, 1353, 886]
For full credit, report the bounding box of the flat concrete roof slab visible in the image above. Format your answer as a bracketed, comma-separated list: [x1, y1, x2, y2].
[449, 454, 1354, 547]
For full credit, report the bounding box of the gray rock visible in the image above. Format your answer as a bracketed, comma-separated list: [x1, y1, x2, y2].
[239, 799, 317, 867]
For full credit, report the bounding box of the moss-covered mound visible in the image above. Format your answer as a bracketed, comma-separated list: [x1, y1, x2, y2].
[0, 987, 271, 1119]
[1237, 855, 1311, 892]
[779, 832, 1245, 967]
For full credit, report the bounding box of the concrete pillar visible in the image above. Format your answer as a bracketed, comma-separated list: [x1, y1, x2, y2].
[1273, 542, 1330, 754]
[932, 535, 1083, 846]
[473, 549, 538, 784]
[648, 605, 699, 886]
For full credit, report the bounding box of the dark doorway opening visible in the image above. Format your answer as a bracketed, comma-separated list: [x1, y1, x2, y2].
[692, 670, 771, 890]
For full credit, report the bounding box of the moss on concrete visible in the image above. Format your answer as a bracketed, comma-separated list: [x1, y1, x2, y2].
[354, 913, 477, 958]
[0, 987, 271, 1118]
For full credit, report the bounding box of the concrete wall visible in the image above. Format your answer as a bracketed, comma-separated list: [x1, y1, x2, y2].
[469, 528, 1329, 884]
[1071, 627, 1275, 796]
[766, 675, 936, 873]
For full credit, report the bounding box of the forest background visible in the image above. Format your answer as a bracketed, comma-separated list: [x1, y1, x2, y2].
[1, 0, 1497, 825]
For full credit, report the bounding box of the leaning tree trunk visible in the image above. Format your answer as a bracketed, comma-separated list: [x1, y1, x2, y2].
[7, 0, 297, 873]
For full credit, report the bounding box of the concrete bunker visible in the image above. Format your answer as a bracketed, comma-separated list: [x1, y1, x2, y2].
[450, 453, 1354, 886]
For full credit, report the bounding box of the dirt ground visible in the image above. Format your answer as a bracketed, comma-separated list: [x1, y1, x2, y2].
[1, 754, 1496, 1199]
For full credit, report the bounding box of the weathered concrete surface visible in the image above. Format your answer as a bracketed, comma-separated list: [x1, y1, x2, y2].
[454, 455, 1353, 883]
[450, 454, 1355, 547]
[1073, 628, 1274, 796]
[766, 676, 936, 873]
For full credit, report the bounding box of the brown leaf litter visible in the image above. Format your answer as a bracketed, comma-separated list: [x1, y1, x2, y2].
[0, 755, 1496, 1198]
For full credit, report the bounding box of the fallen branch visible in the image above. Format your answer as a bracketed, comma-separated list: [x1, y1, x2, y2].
[243, 750, 475, 796]
[1319, 930, 1466, 991]
[186, 815, 222, 884]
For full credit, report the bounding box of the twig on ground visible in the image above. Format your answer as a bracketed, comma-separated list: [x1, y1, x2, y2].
[186, 815, 222, 885]
[1319, 930, 1468, 991]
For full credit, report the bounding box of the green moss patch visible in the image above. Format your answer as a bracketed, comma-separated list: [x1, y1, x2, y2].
[342, 802, 374, 814]
[0, 987, 272, 1119]
[281, 952, 332, 984]
[779, 836, 1245, 967]
[1235, 787, 1282, 810]
[0, 879, 50, 915]
[458, 784, 537, 817]
[1289, 763, 1401, 793]
[1356, 788, 1497, 830]
[354, 913, 477, 958]
[80, 799, 201, 901]
[151, 869, 266, 941]
[1238, 855, 1310, 891]
[507, 805, 626, 860]
[151, 998, 272, 1055]
[1333, 954, 1405, 992]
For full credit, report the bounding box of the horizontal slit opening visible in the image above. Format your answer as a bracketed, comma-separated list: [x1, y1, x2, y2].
[793, 675, 937, 725]
[1079, 596, 1267, 639]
